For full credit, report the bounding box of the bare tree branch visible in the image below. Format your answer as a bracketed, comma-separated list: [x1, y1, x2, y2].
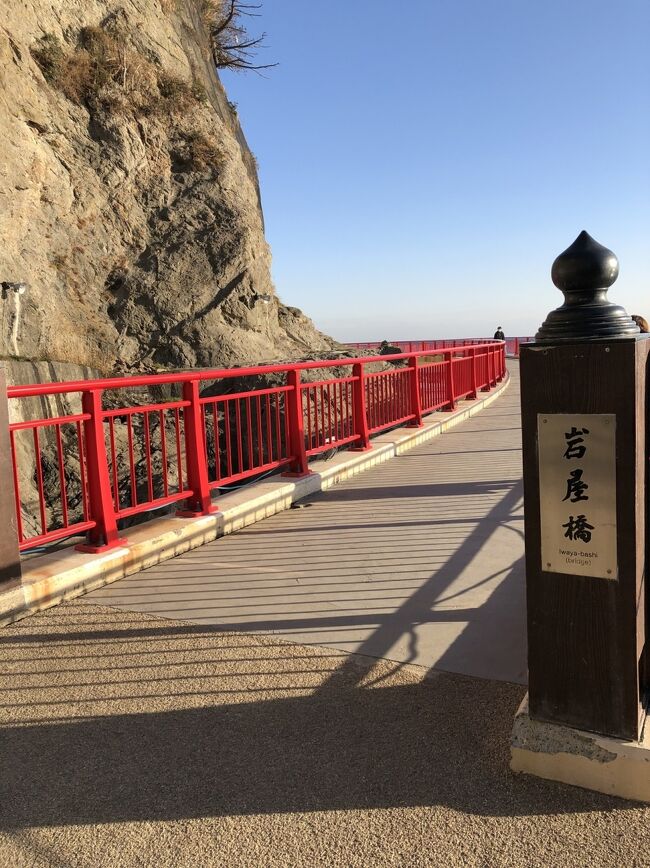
[201, 0, 277, 72]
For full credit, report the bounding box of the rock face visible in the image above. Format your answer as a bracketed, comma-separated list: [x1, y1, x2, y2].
[0, 0, 339, 376]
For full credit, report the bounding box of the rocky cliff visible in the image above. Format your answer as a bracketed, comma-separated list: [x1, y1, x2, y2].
[0, 0, 339, 377]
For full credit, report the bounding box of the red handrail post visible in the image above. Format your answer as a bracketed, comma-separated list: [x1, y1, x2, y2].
[177, 380, 217, 516]
[350, 362, 371, 450]
[514, 337, 519, 358]
[282, 369, 312, 476]
[445, 351, 456, 411]
[480, 347, 490, 391]
[470, 347, 478, 399]
[75, 389, 127, 552]
[407, 355, 423, 427]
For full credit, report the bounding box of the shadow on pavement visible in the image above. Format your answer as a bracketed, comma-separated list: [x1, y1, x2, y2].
[0, 620, 630, 830]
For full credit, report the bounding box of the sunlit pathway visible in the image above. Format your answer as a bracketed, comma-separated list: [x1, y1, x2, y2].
[85, 362, 526, 684]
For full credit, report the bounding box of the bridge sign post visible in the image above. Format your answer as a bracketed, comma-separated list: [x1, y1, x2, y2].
[512, 232, 650, 801]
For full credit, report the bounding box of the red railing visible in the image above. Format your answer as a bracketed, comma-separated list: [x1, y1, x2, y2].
[7, 341, 506, 554]
[347, 337, 534, 357]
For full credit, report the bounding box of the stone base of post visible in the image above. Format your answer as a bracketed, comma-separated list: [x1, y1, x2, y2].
[510, 694, 650, 803]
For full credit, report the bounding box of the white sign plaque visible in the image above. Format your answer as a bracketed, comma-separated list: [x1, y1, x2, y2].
[538, 413, 617, 580]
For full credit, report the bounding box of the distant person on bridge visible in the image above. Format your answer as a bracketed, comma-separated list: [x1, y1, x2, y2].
[631, 315, 649, 333]
[378, 339, 403, 365]
[493, 326, 505, 340]
[378, 339, 401, 356]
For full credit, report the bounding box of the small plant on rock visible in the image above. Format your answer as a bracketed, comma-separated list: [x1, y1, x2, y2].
[156, 72, 199, 114]
[186, 131, 225, 171]
[31, 33, 65, 84]
[171, 130, 226, 173]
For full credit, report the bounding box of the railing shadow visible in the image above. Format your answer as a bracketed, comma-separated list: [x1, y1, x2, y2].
[0, 607, 626, 830]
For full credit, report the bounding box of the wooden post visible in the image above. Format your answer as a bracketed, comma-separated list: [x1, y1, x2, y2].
[0, 371, 22, 590]
[521, 231, 647, 740]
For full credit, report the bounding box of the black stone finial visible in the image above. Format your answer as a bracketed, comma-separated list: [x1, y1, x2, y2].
[535, 231, 639, 343]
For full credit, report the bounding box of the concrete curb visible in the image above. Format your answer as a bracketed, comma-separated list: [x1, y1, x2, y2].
[1, 373, 510, 627]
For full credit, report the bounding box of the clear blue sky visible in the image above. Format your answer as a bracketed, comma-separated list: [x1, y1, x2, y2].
[221, 0, 650, 341]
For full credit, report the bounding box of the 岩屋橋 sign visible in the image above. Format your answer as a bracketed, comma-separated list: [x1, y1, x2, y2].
[538, 414, 617, 580]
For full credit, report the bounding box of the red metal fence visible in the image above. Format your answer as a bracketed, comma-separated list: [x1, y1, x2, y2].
[346, 337, 533, 357]
[8, 341, 506, 554]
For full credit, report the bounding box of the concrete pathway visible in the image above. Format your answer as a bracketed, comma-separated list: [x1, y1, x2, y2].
[84, 363, 526, 684]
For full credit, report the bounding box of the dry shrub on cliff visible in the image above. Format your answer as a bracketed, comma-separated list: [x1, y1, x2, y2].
[57, 50, 95, 105]
[30, 33, 65, 84]
[78, 26, 123, 83]
[32, 25, 204, 118]
[190, 133, 224, 169]
[33, 26, 155, 112]
[75, 25, 159, 112]
[155, 72, 206, 114]
[174, 130, 225, 172]
[169, 129, 225, 174]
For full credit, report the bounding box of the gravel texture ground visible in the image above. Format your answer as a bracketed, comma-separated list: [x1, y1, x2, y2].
[1, 602, 649, 867]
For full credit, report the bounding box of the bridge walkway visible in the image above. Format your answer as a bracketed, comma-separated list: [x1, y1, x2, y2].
[3, 359, 649, 866]
[83, 362, 526, 685]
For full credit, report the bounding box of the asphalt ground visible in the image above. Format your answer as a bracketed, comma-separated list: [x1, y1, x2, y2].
[1, 602, 649, 868]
